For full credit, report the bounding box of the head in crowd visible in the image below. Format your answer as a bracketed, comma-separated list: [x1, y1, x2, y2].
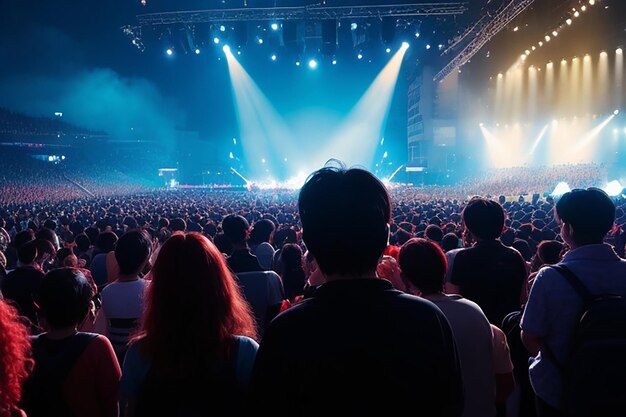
[213, 232, 233, 256]
[84, 227, 99, 247]
[272, 226, 297, 248]
[399, 238, 448, 295]
[169, 218, 187, 232]
[0, 300, 33, 416]
[36, 268, 94, 331]
[512, 239, 532, 262]
[298, 165, 391, 277]
[441, 233, 460, 252]
[425, 224, 444, 244]
[96, 231, 118, 253]
[35, 227, 59, 250]
[114, 229, 152, 276]
[134, 232, 256, 375]
[75, 233, 91, 253]
[43, 219, 56, 231]
[249, 219, 275, 245]
[56, 247, 77, 267]
[556, 188, 615, 247]
[279, 243, 304, 274]
[462, 196, 505, 241]
[17, 240, 39, 268]
[536, 240, 564, 266]
[34, 239, 56, 268]
[13, 229, 35, 249]
[222, 214, 250, 247]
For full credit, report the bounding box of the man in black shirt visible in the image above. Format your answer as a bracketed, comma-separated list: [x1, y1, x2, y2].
[249, 164, 463, 416]
[222, 214, 263, 273]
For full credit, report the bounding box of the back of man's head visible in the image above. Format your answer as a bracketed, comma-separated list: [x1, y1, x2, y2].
[222, 215, 250, 246]
[298, 165, 391, 277]
[556, 188, 615, 246]
[169, 217, 187, 232]
[115, 229, 152, 275]
[37, 268, 93, 329]
[462, 197, 505, 241]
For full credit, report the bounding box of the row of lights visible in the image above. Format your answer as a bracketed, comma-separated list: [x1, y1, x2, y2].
[479, 109, 620, 127]
[519, 0, 597, 62]
[497, 48, 622, 78]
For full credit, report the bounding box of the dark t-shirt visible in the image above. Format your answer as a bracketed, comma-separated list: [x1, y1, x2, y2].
[227, 249, 263, 273]
[451, 240, 527, 325]
[1, 266, 45, 323]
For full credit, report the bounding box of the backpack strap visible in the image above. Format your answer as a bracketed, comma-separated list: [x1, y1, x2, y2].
[550, 265, 594, 304]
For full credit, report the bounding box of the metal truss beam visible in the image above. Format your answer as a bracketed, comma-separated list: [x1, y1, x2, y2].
[433, 0, 535, 82]
[133, 3, 467, 26]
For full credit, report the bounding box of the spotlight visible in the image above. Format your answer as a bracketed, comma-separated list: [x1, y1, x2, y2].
[258, 38, 264, 44]
[497, 73, 503, 78]
[566, 18, 572, 25]
[194, 48, 200, 54]
[584, 54, 590, 60]
[438, 44, 444, 50]
[601, 51, 608, 57]
[513, 26, 519, 32]
[539, 41, 543, 47]
[308, 59, 318, 69]
[213, 37, 220, 44]
[237, 50, 241, 55]
[615, 110, 620, 115]
[545, 35, 551, 42]
[426, 44, 431, 50]
[271, 54, 277, 61]
[332, 59, 337, 65]
[222, 45, 231, 54]
[525, 49, 531, 55]
[414, 32, 420, 38]
[166, 48, 173, 56]
[479, 122, 484, 127]
[386, 47, 391, 53]
[581, 5, 587, 11]
[357, 53, 363, 60]
[589, 0, 595, 4]
[271, 23, 279, 31]
[617, 48, 623, 55]
[351, 22, 358, 31]
[295, 60, 301, 66]
[532, 46, 536, 51]
[561, 59, 567, 64]
[401, 41, 410, 49]
[552, 30, 558, 37]
[574, 11, 580, 17]
[219, 25, 226, 32]
[547, 61, 553, 68]
[521, 54, 527, 61]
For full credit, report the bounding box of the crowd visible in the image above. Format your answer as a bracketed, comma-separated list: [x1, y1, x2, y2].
[0, 159, 625, 417]
[0, 108, 106, 140]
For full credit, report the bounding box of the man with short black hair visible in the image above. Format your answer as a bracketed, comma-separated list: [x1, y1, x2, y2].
[249, 164, 463, 416]
[222, 214, 263, 273]
[447, 196, 528, 326]
[521, 188, 626, 416]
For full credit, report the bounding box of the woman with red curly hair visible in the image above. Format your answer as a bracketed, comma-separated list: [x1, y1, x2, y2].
[0, 300, 33, 417]
[121, 232, 258, 417]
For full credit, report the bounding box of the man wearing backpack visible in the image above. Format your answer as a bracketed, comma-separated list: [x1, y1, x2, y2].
[521, 188, 626, 417]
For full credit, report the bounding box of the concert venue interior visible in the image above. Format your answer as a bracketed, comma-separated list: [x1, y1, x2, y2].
[1, 0, 624, 195]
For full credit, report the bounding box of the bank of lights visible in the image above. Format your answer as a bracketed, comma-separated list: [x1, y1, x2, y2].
[518, 0, 597, 61]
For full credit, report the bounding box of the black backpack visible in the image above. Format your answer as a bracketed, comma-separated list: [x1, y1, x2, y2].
[550, 264, 626, 417]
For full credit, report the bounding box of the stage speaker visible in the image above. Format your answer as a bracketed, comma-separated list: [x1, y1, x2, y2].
[381, 17, 396, 45]
[321, 19, 337, 55]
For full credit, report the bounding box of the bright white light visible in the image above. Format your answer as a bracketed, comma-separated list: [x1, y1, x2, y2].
[589, 0, 595, 4]
[383, 151, 388, 159]
[233, 137, 237, 145]
[194, 48, 200, 54]
[61, 155, 65, 160]
[261, 158, 266, 164]
[605, 180, 623, 197]
[617, 48, 623, 55]
[426, 44, 431, 50]
[271, 23, 279, 31]
[258, 38, 264, 44]
[386, 47, 391, 53]
[220, 25, 226, 32]
[615, 110, 620, 115]
[497, 73, 503, 78]
[414, 32, 420, 38]
[601, 51, 608, 57]
[332, 59, 337, 65]
[551, 182, 572, 197]
[539, 41, 543, 47]
[222, 45, 231, 53]
[545, 35, 551, 42]
[401, 41, 410, 49]
[552, 30, 558, 37]
[525, 49, 531, 55]
[357, 53, 363, 60]
[170, 179, 177, 188]
[48, 156, 54, 161]
[521, 54, 527, 61]
[271, 54, 277, 61]
[566, 18, 572, 25]
[574, 11, 580, 17]
[513, 26, 519, 32]
[479, 122, 484, 127]
[166, 48, 173, 56]
[581, 5, 587, 11]
[351, 23, 358, 31]
[213, 37, 220, 44]
[295, 61, 301, 66]
[308, 59, 318, 69]
[229, 152, 234, 159]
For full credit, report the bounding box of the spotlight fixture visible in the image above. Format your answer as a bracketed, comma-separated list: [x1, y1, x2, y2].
[552, 30, 558, 37]
[589, 0, 595, 4]
[426, 44, 431, 50]
[617, 48, 623, 55]
[308, 59, 318, 69]
[222, 45, 231, 53]
[219, 25, 226, 32]
[213, 37, 220, 44]
[545, 35, 551, 42]
[566, 19, 572, 25]
[581, 5, 587, 11]
[357, 53, 363, 60]
[295, 60, 301, 66]
[271, 54, 277, 61]
[615, 110, 620, 115]
[332, 58, 337, 65]
[574, 11, 580, 17]
[386, 47, 391, 53]
[270, 23, 279, 31]
[194, 48, 200, 54]
[402, 41, 410, 49]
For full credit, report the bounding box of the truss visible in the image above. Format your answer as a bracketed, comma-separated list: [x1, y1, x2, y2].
[433, 0, 535, 82]
[131, 3, 467, 26]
